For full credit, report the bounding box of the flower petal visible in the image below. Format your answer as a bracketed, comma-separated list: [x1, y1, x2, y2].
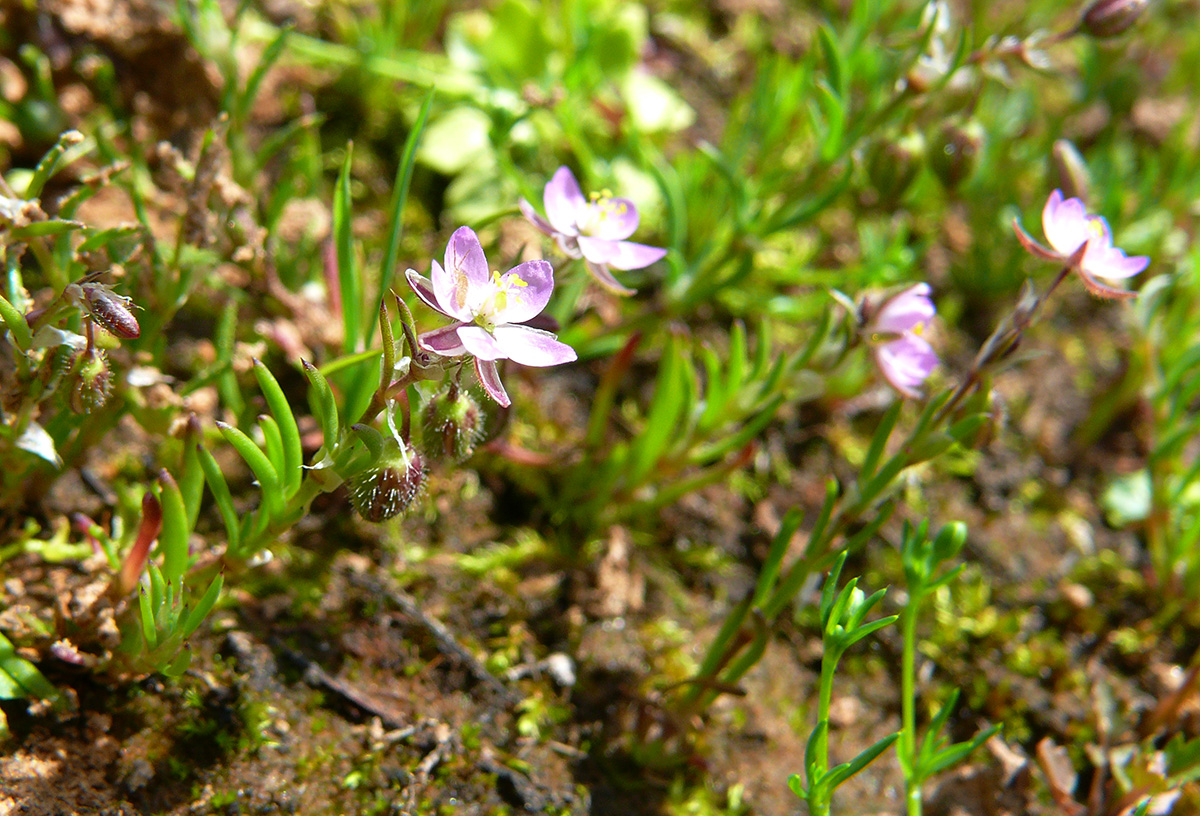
[577, 236, 667, 270]
[475, 358, 510, 407]
[429, 259, 473, 321]
[456, 325, 506, 361]
[417, 324, 469, 357]
[489, 259, 555, 325]
[544, 167, 586, 236]
[435, 226, 490, 317]
[405, 269, 445, 316]
[875, 334, 938, 398]
[583, 197, 640, 240]
[1082, 242, 1149, 280]
[1042, 189, 1091, 255]
[873, 283, 935, 334]
[491, 325, 577, 367]
[584, 260, 637, 296]
[519, 198, 557, 237]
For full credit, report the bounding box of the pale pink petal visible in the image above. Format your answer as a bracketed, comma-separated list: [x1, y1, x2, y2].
[405, 269, 445, 316]
[491, 325, 577, 367]
[519, 198, 557, 237]
[875, 334, 938, 398]
[456, 325, 506, 361]
[873, 283, 935, 335]
[576, 236, 666, 270]
[583, 197, 640, 240]
[417, 324, 469, 357]
[1082, 243, 1149, 280]
[474, 358, 510, 407]
[1042, 190, 1092, 255]
[438, 227, 490, 315]
[584, 260, 636, 296]
[544, 167, 586, 236]
[430, 259, 474, 321]
[488, 260, 554, 325]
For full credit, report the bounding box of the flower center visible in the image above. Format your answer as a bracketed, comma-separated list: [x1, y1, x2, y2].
[474, 270, 529, 330]
[579, 190, 628, 235]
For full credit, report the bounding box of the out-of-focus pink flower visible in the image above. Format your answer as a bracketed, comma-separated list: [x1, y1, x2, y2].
[867, 283, 939, 399]
[406, 226, 576, 407]
[520, 166, 667, 295]
[1015, 189, 1149, 299]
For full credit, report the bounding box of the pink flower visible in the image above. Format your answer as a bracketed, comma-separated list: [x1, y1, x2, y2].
[519, 166, 667, 295]
[1015, 190, 1149, 299]
[867, 284, 939, 399]
[406, 226, 577, 407]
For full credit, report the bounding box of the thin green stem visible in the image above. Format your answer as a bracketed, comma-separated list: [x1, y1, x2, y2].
[901, 599, 922, 816]
[809, 645, 841, 816]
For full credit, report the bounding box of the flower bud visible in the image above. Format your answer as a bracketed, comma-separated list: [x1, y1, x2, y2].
[1081, 0, 1149, 38]
[73, 282, 140, 340]
[865, 131, 925, 206]
[347, 440, 426, 523]
[70, 349, 112, 414]
[929, 120, 985, 190]
[39, 343, 80, 390]
[1051, 139, 1091, 202]
[931, 521, 968, 563]
[421, 387, 484, 463]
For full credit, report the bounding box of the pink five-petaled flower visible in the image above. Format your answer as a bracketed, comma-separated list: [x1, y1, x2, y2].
[867, 283, 939, 399]
[406, 226, 577, 408]
[1014, 189, 1149, 299]
[519, 166, 667, 295]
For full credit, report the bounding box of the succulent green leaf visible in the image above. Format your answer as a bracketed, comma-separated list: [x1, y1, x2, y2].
[196, 444, 241, 554]
[253, 359, 303, 497]
[216, 421, 284, 521]
[0, 292, 32, 350]
[824, 732, 900, 789]
[157, 470, 190, 591]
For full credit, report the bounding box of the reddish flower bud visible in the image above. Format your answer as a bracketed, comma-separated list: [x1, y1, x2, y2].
[347, 440, 426, 523]
[1081, 0, 1149, 38]
[73, 282, 140, 339]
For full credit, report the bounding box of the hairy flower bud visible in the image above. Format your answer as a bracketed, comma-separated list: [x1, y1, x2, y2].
[40, 344, 80, 391]
[929, 120, 984, 190]
[347, 440, 426, 523]
[71, 282, 140, 340]
[1081, 0, 1149, 38]
[70, 349, 112, 414]
[865, 131, 926, 206]
[421, 387, 484, 463]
